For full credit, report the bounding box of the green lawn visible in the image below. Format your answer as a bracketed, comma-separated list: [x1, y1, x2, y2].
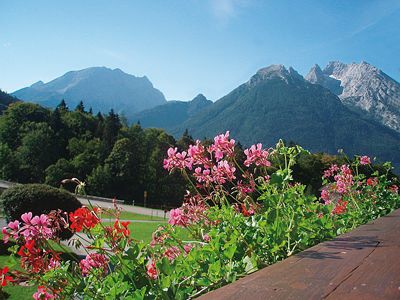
[103, 221, 190, 243]
[100, 209, 166, 221]
[0, 255, 37, 300]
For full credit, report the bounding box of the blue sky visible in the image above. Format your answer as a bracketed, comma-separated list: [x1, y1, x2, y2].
[1, 0, 400, 101]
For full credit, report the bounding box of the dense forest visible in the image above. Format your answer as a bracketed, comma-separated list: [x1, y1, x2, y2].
[0, 100, 189, 208]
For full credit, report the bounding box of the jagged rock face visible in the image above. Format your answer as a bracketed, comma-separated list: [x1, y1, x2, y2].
[306, 61, 400, 132]
[305, 64, 343, 95]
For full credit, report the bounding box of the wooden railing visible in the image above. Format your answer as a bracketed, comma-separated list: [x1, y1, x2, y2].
[198, 208, 400, 300]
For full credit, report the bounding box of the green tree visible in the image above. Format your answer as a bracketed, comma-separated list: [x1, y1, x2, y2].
[16, 123, 57, 182]
[45, 158, 75, 187]
[102, 109, 122, 155]
[75, 101, 85, 113]
[57, 99, 68, 111]
[0, 142, 18, 180]
[0, 102, 50, 149]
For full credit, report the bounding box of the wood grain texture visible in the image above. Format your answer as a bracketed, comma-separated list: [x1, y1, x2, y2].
[198, 209, 400, 300]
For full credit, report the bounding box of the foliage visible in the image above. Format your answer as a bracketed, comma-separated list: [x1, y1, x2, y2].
[0, 101, 188, 207]
[1, 132, 398, 299]
[0, 184, 82, 240]
[0, 89, 19, 114]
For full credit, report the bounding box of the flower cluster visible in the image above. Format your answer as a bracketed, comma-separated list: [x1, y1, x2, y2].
[2, 212, 62, 274]
[321, 164, 354, 203]
[163, 147, 193, 171]
[69, 207, 100, 232]
[244, 143, 271, 167]
[164, 131, 272, 207]
[113, 220, 131, 237]
[209, 131, 236, 161]
[168, 193, 209, 227]
[79, 253, 109, 276]
[0, 267, 13, 287]
[33, 286, 55, 300]
[146, 260, 158, 280]
[359, 155, 371, 165]
[331, 199, 348, 215]
[2, 213, 54, 243]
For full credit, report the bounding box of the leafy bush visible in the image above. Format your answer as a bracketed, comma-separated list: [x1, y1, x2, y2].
[0, 184, 81, 239]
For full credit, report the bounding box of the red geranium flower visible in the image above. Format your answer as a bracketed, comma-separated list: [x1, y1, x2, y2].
[69, 207, 100, 232]
[113, 220, 131, 237]
[332, 199, 348, 215]
[1, 266, 13, 287]
[366, 177, 378, 187]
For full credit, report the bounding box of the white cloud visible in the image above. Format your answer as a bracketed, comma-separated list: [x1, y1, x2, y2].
[210, 0, 251, 24]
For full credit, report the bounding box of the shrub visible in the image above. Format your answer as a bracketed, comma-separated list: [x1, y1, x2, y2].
[0, 184, 81, 239]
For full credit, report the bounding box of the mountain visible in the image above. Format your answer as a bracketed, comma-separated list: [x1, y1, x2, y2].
[172, 65, 400, 166]
[12, 67, 166, 117]
[0, 89, 19, 113]
[132, 94, 212, 129]
[305, 61, 400, 132]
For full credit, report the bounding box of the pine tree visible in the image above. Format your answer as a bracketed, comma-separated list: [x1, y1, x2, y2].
[57, 99, 68, 111]
[102, 109, 122, 155]
[75, 101, 85, 113]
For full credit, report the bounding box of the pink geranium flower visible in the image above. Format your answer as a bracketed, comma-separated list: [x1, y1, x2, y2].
[360, 156, 371, 165]
[163, 147, 193, 171]
[321, 189, 331, 204]
[20, 213, 53, 240]
[79, 253, 109, 276]
[33, 286, 54, 300]
[168, 208, 189, 227]
[163, 246, 181, 261]
[244, 143, 271, 167]
[208, 131, 235, 161]
[211, 160, 236, 184]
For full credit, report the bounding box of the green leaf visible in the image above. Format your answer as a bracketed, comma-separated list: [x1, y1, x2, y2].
[158, 257, 173, 275]
[208, 260, 221, 276]
[223, 244, 237, 260]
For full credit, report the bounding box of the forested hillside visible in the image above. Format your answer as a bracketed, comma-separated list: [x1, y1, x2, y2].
[0, 89, 19, 113]
[0, 100, 188, 207]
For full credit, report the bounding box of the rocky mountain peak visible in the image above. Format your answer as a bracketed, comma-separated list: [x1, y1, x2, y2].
[248, 64, 304, 86]
[191, 93, 209, 104]
[323, 61, 347, 76]
[305, 64, 324, 83]
[305, 61, 400, 132]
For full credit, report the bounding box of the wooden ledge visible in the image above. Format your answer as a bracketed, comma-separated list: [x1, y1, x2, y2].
[198, 209, 400, 300]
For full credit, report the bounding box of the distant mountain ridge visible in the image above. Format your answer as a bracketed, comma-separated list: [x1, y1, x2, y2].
[132, 94, 212, 129]
[12, 67, 166, 117]
[171, 64, 400, 167]
[305, 61, 400, 132]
